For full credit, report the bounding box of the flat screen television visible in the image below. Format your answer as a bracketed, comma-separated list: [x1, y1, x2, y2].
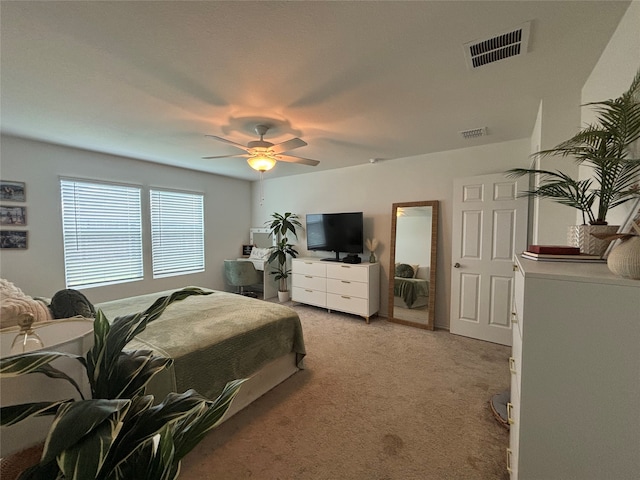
[306, 212, 364, 261]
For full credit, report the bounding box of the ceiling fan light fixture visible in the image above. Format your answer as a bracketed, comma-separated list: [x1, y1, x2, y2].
[247, 155, 276, 172]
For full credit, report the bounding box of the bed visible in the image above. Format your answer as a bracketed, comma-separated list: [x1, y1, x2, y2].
[393, 264, 429, 309]
[96, 287, 306, 419]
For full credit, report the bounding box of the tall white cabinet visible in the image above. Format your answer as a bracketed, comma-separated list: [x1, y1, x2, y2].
[291, 258, 379, 323]
[509, 255, 640, 480]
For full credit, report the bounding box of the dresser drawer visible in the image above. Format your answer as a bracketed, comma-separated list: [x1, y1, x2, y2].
[326, 278, 368, 298]
[510, 323, 522, 398]
[292, 286, 326, 307]
[327, 292, 367, 316]
[507, 379, 520, 480]
[513, 269, 524, 339]
[293, 273, 326, 291]
[326, 263, 368, 282]
[293, 260, 327, 277]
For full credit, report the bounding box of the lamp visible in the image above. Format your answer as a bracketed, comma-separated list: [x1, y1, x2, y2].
[9, 313, 44, 355]
[247, 155, 276, 172]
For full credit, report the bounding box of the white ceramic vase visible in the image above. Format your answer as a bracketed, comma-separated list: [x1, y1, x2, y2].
[607, 236, 640, 279]
[567, 225, 619, 256]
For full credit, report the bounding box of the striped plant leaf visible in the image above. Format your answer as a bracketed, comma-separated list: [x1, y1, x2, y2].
[41, 399, 131, 465]
[0, 400, 68, 426]
[172, 379, 245, 460]
[87, 288, 211, 399]
[108, 350, 173, 399]
[0, 351, 86, 399]
[5, 288, 244, 480]
[0, 351, 81, 377]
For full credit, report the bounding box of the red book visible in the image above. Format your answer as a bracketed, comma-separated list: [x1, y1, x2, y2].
[527, 245, 581, 255]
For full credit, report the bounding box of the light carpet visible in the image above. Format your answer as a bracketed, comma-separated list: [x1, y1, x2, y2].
[181, 303, 511, 480]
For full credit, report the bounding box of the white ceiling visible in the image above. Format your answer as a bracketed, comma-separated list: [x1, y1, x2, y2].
[0, 1, 630, 181]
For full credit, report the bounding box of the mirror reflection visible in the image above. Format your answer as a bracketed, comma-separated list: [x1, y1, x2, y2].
[388, 201, 439, 330]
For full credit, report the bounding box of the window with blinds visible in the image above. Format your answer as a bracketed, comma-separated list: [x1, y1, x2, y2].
[150, 189, 204, 278]
[60, 179, 143, 289]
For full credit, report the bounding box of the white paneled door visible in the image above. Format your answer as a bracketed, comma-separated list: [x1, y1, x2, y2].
[450, 173, 528, 345]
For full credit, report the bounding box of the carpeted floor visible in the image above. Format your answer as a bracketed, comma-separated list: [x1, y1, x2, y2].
[181, 303, 511, 480]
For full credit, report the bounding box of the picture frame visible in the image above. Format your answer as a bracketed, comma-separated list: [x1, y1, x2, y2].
[0, 230, 28, 249]
[0, 181, 26, 202]
[0, 206, 27, 226]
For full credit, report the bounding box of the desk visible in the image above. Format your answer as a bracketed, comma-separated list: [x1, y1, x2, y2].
[236, 258, 277, 299]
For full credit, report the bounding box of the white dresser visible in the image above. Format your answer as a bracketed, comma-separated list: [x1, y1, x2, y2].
[291, 258, 379, 322]
[508, 255, 640, 480]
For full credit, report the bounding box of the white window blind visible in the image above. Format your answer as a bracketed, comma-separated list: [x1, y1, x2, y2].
[150, 189, 204, 278]
[60, 179, 143, 289]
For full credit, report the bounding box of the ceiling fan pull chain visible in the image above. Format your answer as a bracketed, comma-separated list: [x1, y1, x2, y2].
[259, 170, 265, 206]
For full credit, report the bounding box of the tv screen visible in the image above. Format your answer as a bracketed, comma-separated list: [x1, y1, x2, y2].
[306, 212, 363, 260]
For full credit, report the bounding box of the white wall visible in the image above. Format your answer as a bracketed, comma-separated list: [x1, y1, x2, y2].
[252, 138, 530, 330]
[396, 214, 432, 268]
[580, 0, 640, 228]
[0, 135, 252, 303]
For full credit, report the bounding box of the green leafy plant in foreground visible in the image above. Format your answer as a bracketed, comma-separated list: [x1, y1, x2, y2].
[0, 287, 245, 480]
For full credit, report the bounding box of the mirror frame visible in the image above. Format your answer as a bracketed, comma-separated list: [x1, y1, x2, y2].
[387, 200, 439, 330]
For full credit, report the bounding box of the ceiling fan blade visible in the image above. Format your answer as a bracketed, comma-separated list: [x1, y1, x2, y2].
[270, 137, 307, 154]
[205, 135, 250, 152]
[202, 153, 249, 159]
[276, 154, 320, 166]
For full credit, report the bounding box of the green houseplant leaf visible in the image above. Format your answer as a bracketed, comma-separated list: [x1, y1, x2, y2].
[506, 69, 640, 225]
[265, 213, 302, 292]
[1, 287, 245, 480]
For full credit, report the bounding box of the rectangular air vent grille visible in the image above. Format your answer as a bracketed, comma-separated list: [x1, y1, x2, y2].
[464, 21, 531, 69]
[460, 127, 487, 139]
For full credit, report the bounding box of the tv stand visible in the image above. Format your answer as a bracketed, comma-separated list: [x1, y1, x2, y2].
[321, 252, 342, 262]
[291, 258, 379, 323]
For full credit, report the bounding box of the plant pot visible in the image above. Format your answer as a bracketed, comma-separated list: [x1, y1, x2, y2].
[277, 290, 290, 303]
[607, 236, 640, 279]
[567, 225, 619, 256]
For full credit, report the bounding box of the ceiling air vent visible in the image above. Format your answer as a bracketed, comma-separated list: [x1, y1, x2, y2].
[460, 127, 487, 139]
[464, 21, 531, 69]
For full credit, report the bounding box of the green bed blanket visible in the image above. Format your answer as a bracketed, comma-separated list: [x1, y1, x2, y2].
[96, 288, 306, 400]
[393, 277, 429, 308]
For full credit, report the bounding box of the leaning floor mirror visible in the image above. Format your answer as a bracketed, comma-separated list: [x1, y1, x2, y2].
[388, 200, 439, 330]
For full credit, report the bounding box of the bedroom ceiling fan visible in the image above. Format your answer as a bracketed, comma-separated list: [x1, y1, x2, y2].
[203, 124, 320, 172]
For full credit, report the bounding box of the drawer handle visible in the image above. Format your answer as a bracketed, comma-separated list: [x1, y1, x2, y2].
[304, 262, 313, 264]
[506, 448, 513, 474]
[341, 265, 351, 268]
[507, 402, 514, 425]
[341, 295, 351, 299]
[305, 275, 313, 278]
[511, 312, 518, 324]
[341, 280, 351, 284]
[509, 357, 516, 374]
[305, 289, 313, 293]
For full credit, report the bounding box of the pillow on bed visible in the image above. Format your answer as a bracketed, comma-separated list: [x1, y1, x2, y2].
[395, 263, 416, 278]
[50, 289, 96, 319]
[0, 278, 54, 328]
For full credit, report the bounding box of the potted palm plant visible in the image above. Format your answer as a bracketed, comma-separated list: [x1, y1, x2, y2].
[0, 288, 244, 480]
[507, 69, 640, 255]
[265, 212, 302, 302]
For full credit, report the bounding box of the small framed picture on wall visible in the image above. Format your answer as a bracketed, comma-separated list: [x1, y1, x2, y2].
[0, 206, 27, 225]
[0, 180, 26, 202]
[0, 230, 28, 249]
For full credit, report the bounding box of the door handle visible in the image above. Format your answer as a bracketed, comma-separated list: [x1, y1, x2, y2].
[454, 262, 461, 268]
